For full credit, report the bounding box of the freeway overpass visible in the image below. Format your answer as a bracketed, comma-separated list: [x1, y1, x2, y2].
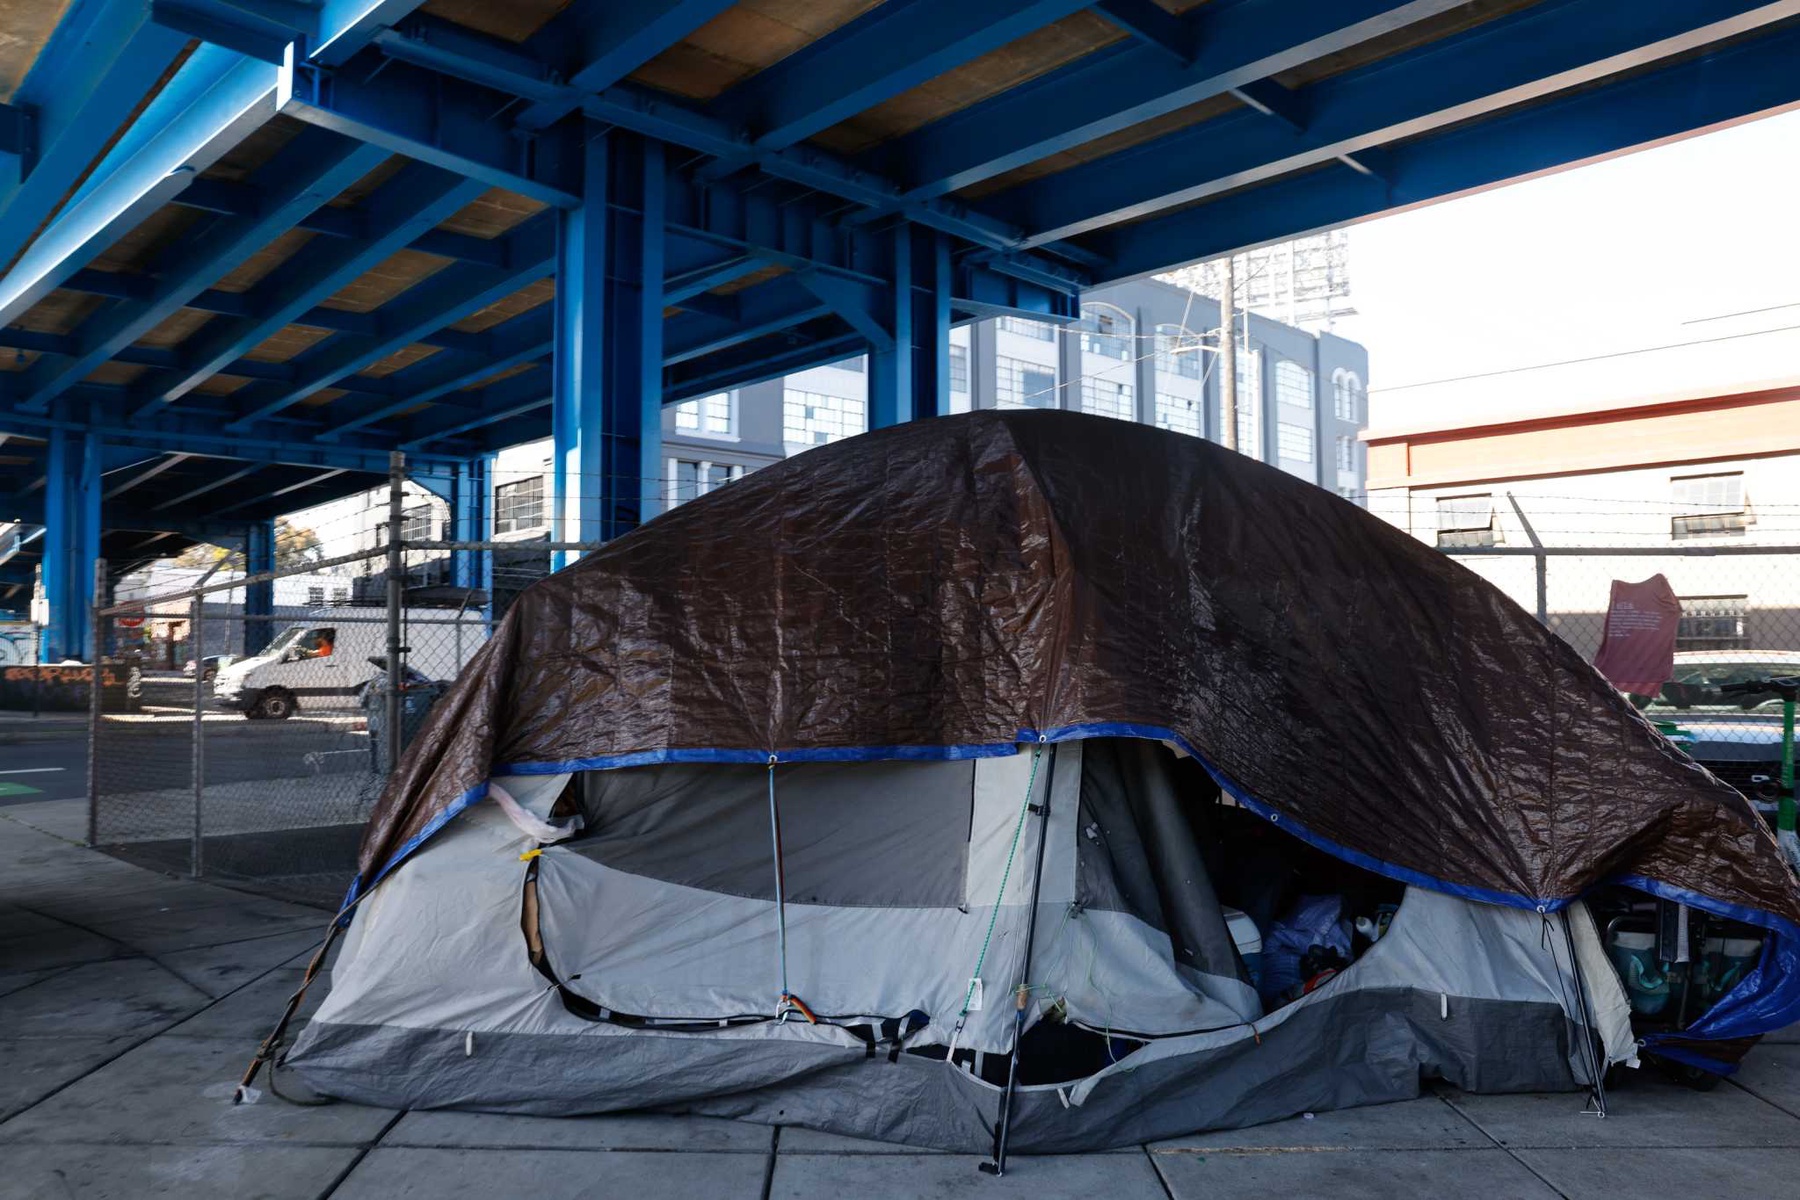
[4, 0, 1798, 656]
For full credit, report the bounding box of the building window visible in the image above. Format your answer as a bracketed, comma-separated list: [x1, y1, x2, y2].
[673, 392, 734, 437]
[1076, 303, 1133, 360]
[784, 388, 865, 446]
[401, 505, 435, 542]
[1081, 378, 1134, 421]
[306, 585, 325, 606]
[494, 477, 545, 534]
[949, 343, 970, 395]
[1277, 422, 1313, 462]
[996, 356, 1058, 408]
[1232, 349, 1260, 452]
[1335, 435, 1355, 472]
[1275, 359, 1313, 410]
[1671, 473, 1747, 539]
[997, 316, 1055, 341]
[1154, 392, 1202, 437]
[1333, 369, 1363, 422]
[1435, 493, 1497, 548]
[1338, 487, 1361, 505]
[1677, 596, 1750, 650]
[665, 459, 744, 508]
[1155, 324, 1201, 379]
[331, 587, 350, 604]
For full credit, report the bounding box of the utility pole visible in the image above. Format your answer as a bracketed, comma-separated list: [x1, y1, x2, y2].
[385, 452, 405, 781]
[1219, 254, 1237, 451]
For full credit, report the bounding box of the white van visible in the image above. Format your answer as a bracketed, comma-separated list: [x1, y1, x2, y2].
[212, 607, 486, 720]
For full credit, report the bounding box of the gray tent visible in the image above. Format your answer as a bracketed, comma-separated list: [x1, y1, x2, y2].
[290, 741, 1635, 1151]
[281, 413, 1800, 1151]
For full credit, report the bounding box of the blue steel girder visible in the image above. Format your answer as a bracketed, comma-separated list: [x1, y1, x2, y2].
[509, 0, 739, 132]
[0, 389, 462, 475]
[705, 0, 1092, 153]
[400, 364, 553, 450]
[138, 166, 492, 415]
[15, 128, 391, 415]
[1092, 18, 1800, 282]
[1002, 0, 1800, 247]
[319, 307, 555, 439]
[663, 325, 866, 409]
[171, 177, 508, 264]
[0, 0, 424, 324]
[222, 211, 558, 429]
[358, 10, 1095, 281]
[0, 0, 191, 278]
[864, 0, 1470, 203]
[280, 55, 583, 208]
[662, 277, 836, 366]
[0, 45, 283, 326]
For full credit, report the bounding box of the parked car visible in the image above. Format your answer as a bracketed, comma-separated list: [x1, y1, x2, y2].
[1631, 650, 1800, 820]
[183, 654, 236, 682]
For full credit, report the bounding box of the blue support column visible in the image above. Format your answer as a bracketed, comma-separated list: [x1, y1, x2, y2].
[450, 455, 493, 604]
[551, 129, 664, 569]
[869, 225, 953, 428]
[41, 429, 102, 662]
[243, 519, 276, 656]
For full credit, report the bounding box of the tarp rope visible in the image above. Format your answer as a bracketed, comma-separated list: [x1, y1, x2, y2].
[949, 739, 1045, 1051]
[768, 756, 817, 1024]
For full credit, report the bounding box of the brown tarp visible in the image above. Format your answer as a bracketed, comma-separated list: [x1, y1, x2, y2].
[359, 410, 1800, 930]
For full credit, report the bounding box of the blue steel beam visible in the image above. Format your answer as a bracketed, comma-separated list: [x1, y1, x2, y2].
[242, 516, 276, 654]
[279, 56, 583, 208]
[1004, 0, 1800, 247]
[664, 327, 866, 408]
[711, 0, 1091, 152]
[0, 0, 190, 280]
[150, 0, 302, 62]
[224, 212, 557, 429]
[15, 130, 390, 414]
[0, 45, 283, 326]
[1094, 19, 1800, 282]
[663, 278, 836, 366]
[400, 364, 553, 450]
[173, 177, 510, 266]
[866, 0, 1468, 202]
[510, 0, 738, 131]
[140, 166, 490, 414]
[1094, 0, 1197, 63]
[358, 14, 1094, 279]
[0, 387, 464, 473]
[319, 308, 554, 438]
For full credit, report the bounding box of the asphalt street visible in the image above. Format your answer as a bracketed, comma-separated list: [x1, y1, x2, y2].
[1, 716, 371, 807]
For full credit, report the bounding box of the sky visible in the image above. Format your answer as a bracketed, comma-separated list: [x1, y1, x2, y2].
[1331, 106, 1800, 432]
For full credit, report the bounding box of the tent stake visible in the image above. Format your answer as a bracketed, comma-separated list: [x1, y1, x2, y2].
[982, 738, 1057, 1177]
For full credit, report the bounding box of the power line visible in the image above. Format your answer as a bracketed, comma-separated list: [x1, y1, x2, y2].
[1371, 321, 1800, 394]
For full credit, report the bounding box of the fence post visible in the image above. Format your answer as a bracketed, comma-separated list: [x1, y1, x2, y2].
[386, 451, 405, 780]
[191, 592, 205, 878]
[85, 557, 105, 848]
[1506, 492, 1548, 626]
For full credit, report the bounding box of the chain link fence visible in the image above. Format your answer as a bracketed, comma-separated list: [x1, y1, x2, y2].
[84, 458, 1800, 906]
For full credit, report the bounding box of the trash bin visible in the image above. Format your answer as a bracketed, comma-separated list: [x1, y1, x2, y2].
[362, 657, 449, 777]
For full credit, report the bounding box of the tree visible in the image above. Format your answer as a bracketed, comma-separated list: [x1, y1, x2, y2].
[173, 518, 324, 571]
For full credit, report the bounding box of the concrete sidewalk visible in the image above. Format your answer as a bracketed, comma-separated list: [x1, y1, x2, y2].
[2, 795, 1797, 1199]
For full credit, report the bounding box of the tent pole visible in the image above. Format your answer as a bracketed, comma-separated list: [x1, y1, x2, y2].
[1559, 910, 1609, 1117]
[982, 738, 1058, 1176]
